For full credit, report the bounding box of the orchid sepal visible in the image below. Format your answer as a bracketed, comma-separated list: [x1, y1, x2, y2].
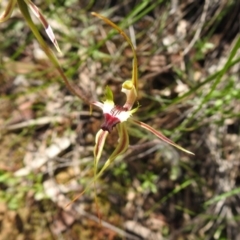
[91, 12, 138, 91]
[94, 122, 129, 180]
[130, 119, 194, 155]
[94, 129, 109, 171]
[93, 129, 108, 207]
[68, 123, 129, 205]
[104, 85, 114, 102]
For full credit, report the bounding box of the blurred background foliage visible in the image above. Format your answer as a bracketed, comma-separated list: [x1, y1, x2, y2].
[0, 0, 240, 239]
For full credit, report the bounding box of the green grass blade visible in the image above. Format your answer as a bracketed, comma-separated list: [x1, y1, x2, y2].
[204, 187, 240, 206]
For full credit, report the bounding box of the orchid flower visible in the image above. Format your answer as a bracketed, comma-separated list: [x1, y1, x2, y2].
[70, 12, 194, 203]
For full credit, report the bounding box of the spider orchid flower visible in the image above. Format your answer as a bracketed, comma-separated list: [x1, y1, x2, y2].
[69, 13, 194, 202]
[91, 79, 194, 193]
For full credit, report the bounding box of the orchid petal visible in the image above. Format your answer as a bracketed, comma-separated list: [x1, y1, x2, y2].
[92, 101, 104, 109]
[110, 122, 129, 160]
[90, 123, 130, 190]
[91, 12, 138, 91]
[0, 0, 16, 22]
[94, 129, 109, 177]
[130, 119, 194, 155]
[23, 0, 62, 53]
[93, 129, 108, 211]
[95, 122, 129, 180]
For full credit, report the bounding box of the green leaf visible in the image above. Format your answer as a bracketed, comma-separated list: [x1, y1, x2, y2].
[204, 187, 240, 206]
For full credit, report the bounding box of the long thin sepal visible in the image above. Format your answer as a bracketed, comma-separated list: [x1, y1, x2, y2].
[93, 129, 108, 220]
[91, 12, 138, 91]
[0, 0, 17, 22]
[94, 130, 109, 181]
[130, 119, 194, 155]
[95, 122, 129, 179]
[24, 0, 61, 53]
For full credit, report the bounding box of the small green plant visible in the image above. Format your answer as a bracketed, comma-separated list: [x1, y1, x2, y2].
[0, 171, 44, 210]
[138, 171, 158, 194]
